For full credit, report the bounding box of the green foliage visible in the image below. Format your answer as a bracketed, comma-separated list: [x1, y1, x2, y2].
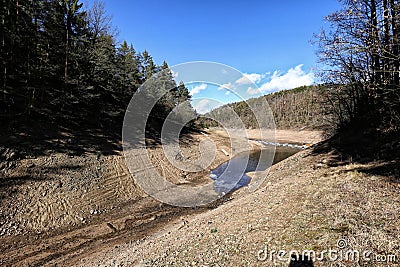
[86, 34, 117, 88]
[116, 41, 140, 91]
[0, 0, 194, 137]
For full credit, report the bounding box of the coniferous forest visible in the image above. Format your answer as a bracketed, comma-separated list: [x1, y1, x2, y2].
[0, 0, 192, 155]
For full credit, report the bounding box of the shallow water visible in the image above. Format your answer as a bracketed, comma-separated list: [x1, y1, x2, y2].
[210, 146, 300, 195]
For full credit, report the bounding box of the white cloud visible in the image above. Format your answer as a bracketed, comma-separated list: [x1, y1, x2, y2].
[246, 87, 260, 95]
[257, 64, 314, 94]
[189, 83, 207, 96]
[218, 82, 233, 90]
[225, 90, 231, 95]
[236, 73, 264, 84]
[193, 99, 222, 114]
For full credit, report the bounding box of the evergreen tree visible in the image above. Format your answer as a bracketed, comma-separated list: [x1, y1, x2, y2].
[116, 41, 140, 92]
[86, 34, 116, 89]
[139, 50, 156, 81]
[0, 0, 197, 136]
[1, 0, 44, 112]
[176, 81, 191, 104]
[42, 0, 88, 84]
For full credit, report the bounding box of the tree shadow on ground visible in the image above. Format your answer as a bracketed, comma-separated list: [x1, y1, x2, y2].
[310, 128, 400, 181]
[0, 102, 199, 202]
[0, 112, 124, 158]
[341, 160, 400, 184]
[1, 106, 198, 160]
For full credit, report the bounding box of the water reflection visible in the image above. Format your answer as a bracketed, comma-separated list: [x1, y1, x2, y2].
[210, 146, 300, 195]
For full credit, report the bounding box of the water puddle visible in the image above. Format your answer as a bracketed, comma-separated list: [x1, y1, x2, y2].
[210, 145, 301, 195]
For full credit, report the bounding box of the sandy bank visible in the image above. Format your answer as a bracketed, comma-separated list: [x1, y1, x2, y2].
[208, 127, 323, 145]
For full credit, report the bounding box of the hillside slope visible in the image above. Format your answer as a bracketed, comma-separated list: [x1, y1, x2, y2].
[202, 85, 329, 130]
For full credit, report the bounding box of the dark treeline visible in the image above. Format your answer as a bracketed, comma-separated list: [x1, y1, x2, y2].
[0, 0, 191, 154]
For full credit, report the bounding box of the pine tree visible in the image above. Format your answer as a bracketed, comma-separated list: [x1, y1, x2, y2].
[116, 41, 140, 92]
[139, 50, 155, 81]
[176, 80, 191, 104]
[87, 34, 116, 89]
[42, 0, 88, 84]
[1, 0, 43, 112]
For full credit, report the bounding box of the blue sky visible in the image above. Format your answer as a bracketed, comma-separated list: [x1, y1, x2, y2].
[89, 0, 342, 113]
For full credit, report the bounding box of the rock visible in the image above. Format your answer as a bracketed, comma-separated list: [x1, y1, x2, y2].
[313, 163, 325, 169]
[210, 174, 218, 180]
[53, 181, 62, 190]
[27, 163, 35, 168]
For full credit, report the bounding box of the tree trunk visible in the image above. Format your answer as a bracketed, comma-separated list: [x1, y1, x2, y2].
[370, 0, 381, 86]
[390, 0, 399, 85]
[65, 18, 69, 84]
[383, 0, 391, 84]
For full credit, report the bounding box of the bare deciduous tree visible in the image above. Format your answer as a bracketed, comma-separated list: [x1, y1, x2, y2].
[316, 0, 400, 132]
[87, 0, 115, 40]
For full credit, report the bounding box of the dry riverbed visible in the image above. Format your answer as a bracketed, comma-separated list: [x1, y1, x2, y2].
[80, 142, 400, 267]
[5, 128, 398, 267]
[0, 127, 287, 265]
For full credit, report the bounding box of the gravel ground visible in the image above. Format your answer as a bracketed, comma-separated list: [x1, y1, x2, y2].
[76, 147, 399, 267]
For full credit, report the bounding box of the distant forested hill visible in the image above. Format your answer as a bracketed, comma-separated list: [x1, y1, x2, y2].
[201, 85, 329, 130]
